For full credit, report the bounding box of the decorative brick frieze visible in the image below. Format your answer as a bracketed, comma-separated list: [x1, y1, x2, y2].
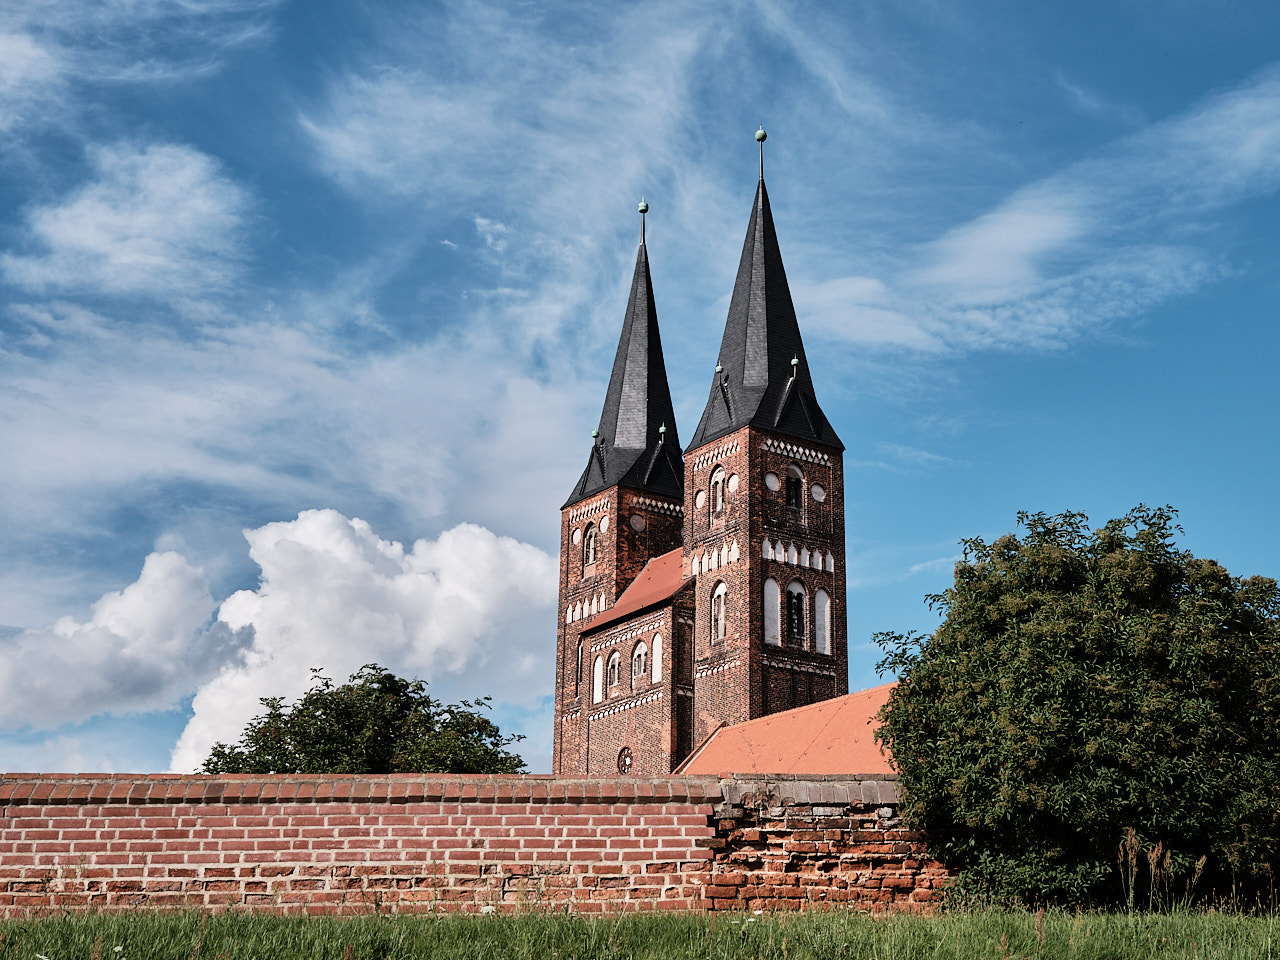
[589, 616, 665, 654]
[690, 441, 741, 473]
[759, 438, 831, 466]
[589, 689, 663, 719]
[632, 496, 684, 517]
[567, 497, 611, 524]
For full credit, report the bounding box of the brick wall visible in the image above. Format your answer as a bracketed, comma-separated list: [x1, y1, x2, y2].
[0, 774, 947, 916]
[704, 776, 948, 911]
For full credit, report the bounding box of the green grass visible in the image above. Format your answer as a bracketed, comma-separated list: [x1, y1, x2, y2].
[1, 909, 1278, 960]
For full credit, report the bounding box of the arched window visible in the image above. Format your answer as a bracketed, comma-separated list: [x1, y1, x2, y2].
[710, 466, 726, 515]
[592, 655, 604, 704]
[632, 642, 648, 687]
[763, 578, 781, 646]
[710, 582, 728, 641]
[575, 642, 583, 693]
[583, 523, 598, 566]
[815, 590, 831, 655]
[786, 581, 806, 642]
[785, 464, 804, 509]
[651, 633, 663, 683]
[607, 651, 621, 688]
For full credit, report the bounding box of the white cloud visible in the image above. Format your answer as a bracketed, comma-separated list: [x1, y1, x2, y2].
[0, 31, 63, 132]
[1054, 71, 1145, 127]
[0, 552, 232, 729]
[2, 142, 249, 299]
[474, 217, 509, 253]
[913, 191, 1089, 306]
[169, 510, 557, 772]
[846, 66, 1280, 352]
[0, 1, 278, 135]
[907, 555, 962, 577]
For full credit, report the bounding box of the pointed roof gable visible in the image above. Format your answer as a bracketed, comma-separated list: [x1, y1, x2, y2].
[564, 241, 684, 508]
[686, 178, 843, 452]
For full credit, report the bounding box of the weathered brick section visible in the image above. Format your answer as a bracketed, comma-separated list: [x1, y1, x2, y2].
[701, 776, 950, 912]
[0, 774, 949, 916]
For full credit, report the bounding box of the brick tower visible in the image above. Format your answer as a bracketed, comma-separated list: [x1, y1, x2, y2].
[553, 133, 848, 777]
[553, 204, 687, 776]
[681, 133, 848, 750]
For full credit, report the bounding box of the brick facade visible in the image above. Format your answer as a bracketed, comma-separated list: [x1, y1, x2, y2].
[0, 774, 947, 916]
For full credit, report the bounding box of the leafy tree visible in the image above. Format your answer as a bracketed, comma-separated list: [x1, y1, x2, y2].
[202, 664, 526, 775]
[876, 505, 1280, 906]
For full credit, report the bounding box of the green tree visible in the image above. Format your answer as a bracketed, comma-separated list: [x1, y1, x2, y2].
[202, 664, 526, 775]
[876, 505, 1280, 906]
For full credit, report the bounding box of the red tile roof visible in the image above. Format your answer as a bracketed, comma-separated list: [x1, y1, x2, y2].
[675, 682, 897, 776]
[581, 547, 687, 634]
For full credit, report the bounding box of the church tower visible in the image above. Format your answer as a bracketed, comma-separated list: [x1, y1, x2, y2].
[681, 127, 848, 749]
[553, 202, 686, 776]
[552, 131, 848, 777]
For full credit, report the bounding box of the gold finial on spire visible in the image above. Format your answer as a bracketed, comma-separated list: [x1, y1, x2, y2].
[756, 124, 767, 179]
[638, 196, 648, 245]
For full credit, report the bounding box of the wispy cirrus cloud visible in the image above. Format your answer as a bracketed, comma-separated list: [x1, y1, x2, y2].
[2, 143, 249, 299]
[800, 66, 1280, 354]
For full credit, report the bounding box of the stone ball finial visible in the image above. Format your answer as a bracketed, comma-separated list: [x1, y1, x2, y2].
[755, 124, 767, 142]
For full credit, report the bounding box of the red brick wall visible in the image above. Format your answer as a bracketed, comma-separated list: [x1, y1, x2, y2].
[0, 774, 947, 916]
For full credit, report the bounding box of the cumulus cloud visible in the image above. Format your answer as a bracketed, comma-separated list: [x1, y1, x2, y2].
[169, 510, 557, 772]
[0, 552, 236, 729]
[2, 142, 248, 299]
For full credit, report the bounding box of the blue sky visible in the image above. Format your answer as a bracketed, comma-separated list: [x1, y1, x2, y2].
[2, 0, 1278, 774]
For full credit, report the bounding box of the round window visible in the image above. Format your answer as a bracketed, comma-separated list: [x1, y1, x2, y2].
[630, 513, 646, 532]
[727, 473, 740, 493]
[571, 528, 581, 545]
[811, 483, 826, 503]
[695, 490, 707, 509]
[617, 747, 634, 775]
[599, 515, 610, 533]
[764, 472, 780, 492]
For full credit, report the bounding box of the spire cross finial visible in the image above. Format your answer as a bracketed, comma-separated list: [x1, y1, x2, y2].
[756, 124, 767, 180]
[638, 196, 648, 246]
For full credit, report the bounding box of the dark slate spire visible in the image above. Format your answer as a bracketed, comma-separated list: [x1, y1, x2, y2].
[563, 222, 684, 508]
[686, 162, 843, 453]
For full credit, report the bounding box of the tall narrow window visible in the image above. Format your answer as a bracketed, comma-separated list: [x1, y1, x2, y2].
[575, 642, 582, 693]
[632, 642, 648, 687]
[815, 590, 831, 655]
[583, 523, 598, 566]
[607, 651, 621, 688]
[710, 466, 726, 515]
[592, 655, 604, 704]
[785, 465, 804, 509]
[651, 633, 663, 683]
[763, 578, 781, 646]
[786, 581, 806, 642]
[711, 582, 728, 641]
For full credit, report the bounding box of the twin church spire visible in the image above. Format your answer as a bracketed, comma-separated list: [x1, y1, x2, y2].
[565, 130, 840, 510]
[562, 203, 682, 508]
